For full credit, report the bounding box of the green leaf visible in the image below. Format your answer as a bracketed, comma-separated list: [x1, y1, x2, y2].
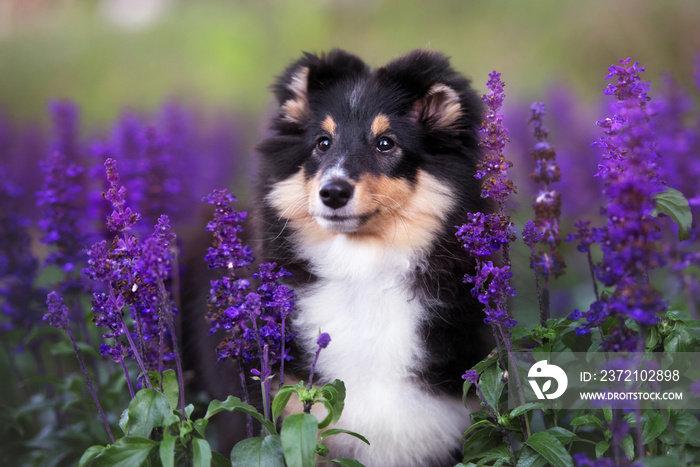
[472, 445, 510, 464]
[78, 445, 107, 467]
[642, 456, 685, 467]
[462, 425, 501, 462]
[542, 427, 578, 445]
[328, 459, 366, 467]
[193, 418, 209, 438]
[646, 325, 660, 350]
[159, 435, 177, 467]
[658, 411, 700, 446]
[192, 437, 212, 467]
[184, 403, 195, 420]
[230, 436, 285, 467]
[212, 450, 231, 467]
[509, 402, 545, 419]
[318, 428, 370, 446]
[642, 410, 666, 445]
[126, 388, 172, 438]
[460, 419, 497, 441]
[523, 432, 574, 467]
[272, 386, 295, 422]
[570, 414, 604, 431]
[91, 437, 158, 467]
[205, 395, 277, 435]
[621, 434, 634, 460]
[161, 369, 180, 412]
[118, 408, 129, 434]
[664, 328, 697, 352]
[320, 379, 346, 427]
[516, 446, 548, 467]
[595, 441, 610, 458]
[281, 413, 319, 467]
[478, 364, 505, 414]
[603, 407, 613, 423]
[653, 187, 693, 241]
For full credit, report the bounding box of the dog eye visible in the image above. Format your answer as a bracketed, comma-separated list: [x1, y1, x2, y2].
[376, 137, 395, 153]
[316, 136, 331, 152]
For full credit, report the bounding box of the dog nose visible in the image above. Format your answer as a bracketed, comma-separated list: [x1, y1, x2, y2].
[319, 179, 354, 209]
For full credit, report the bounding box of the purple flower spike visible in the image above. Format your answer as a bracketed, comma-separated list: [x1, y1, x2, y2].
[522, 220, 544, 247]
[36, 151, 88, 278]
[43, 291, 69, 330]
[203, 189, 254, 271]
[204, 190, 295, 369]
[478, 71, 516, 203]
[526, 102, 565, 281]
[103, 158, 141, 233]
[573, 58, 668, 345]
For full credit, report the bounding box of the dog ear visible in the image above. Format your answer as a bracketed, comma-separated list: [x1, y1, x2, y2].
[378, 50, 476, 131]
[273, 50, 369, 124]
[409, 83, 462, 130]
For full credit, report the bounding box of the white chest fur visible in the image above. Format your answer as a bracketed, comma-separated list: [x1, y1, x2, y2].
[291, 235, 471, 467]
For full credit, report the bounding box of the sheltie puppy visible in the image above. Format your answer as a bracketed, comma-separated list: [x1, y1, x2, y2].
[255, 49, 492, 467]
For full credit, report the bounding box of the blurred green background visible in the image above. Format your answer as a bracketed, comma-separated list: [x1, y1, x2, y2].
[1, 0, 699, 132]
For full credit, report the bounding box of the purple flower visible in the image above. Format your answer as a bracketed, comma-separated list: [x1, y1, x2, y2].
[83, 161, 177, 371]
[95, 111, 185, 228]
[90, 291, 126, 358]
[203, 189, 254, 271]
[572, 59, 669, 342]
[566, 220, 601, 253]
[526, 102, 565, 280]
[477, 71, 516, 203]
[573, 453, 616, 467]
[317, 332, 331, 349]
[691, 379, 700, 398]
[461, 370, 478, 384]
[0, 168, 46, 333]
[43, 291, 69, 330]
[567, 309, 583, 321]
[465, 261, 517, 328]
[137, 215, 176, 282]
[456, 212, 517, 257]
[103, 158, 141, 233]
[308, 332, 332, 389]
[49, 100, 81, 161]
[457, 70, 518, 347]
[204, 190, 295, 368]
[522, 220, 544, 247]
[36, 151, 89, 279]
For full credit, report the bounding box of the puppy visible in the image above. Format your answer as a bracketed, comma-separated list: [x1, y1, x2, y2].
[255, 49, 492, 467]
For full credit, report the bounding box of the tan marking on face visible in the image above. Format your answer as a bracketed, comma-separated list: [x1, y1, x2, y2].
[281, 67, 310, 124]
[370, 113, 391, 136]
[268, 168, 455, 253]
[267, 168, 338, 244]
[321, 115, 337, 136]
[350, 170, 456, 251]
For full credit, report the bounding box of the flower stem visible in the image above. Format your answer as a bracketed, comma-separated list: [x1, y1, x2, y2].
[586, 250, 600, 301]
[119, 357, 135, 398]
[161, 281, 187, 419]
[238, 364, 254, 438]
[66, 328, 114, 443]
[121, 320, 153, 389]
[279, 315, 286, 390]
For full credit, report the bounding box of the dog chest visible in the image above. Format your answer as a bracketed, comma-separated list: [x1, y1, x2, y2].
[293, 234, 425, 385]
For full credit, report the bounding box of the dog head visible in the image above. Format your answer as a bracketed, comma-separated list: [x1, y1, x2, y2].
[259, 49, 484, 249]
